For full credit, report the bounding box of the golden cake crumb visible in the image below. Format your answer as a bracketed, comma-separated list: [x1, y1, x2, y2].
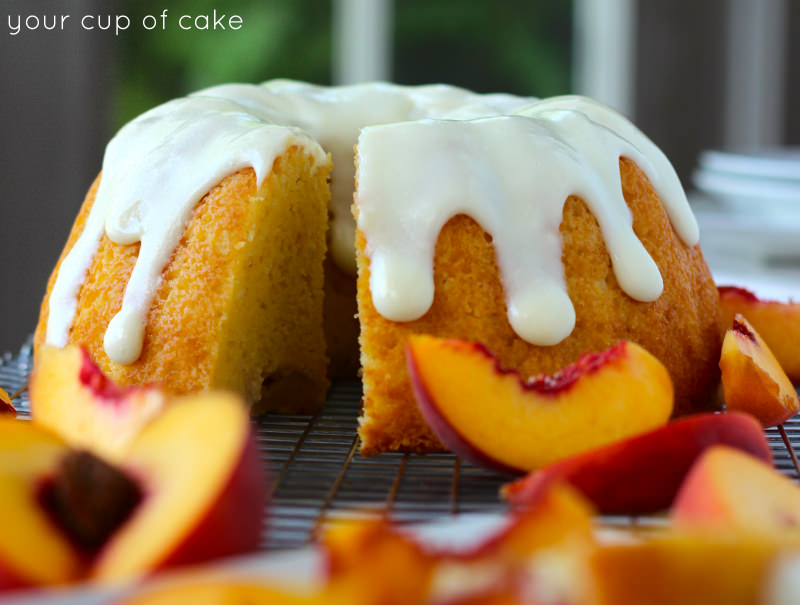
[35, 146, 331, 414]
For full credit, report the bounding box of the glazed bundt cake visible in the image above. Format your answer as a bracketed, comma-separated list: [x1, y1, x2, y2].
[34, 82, 722, 450]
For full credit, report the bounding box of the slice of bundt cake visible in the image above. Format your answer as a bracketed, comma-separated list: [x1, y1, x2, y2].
[354, 97, 722, 454]
[35, 91, 332, 413]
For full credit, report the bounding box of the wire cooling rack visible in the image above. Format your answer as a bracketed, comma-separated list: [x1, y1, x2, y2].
[4, 341, 800, 551]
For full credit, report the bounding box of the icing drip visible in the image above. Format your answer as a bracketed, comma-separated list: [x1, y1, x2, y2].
[356, 97, 698, 346]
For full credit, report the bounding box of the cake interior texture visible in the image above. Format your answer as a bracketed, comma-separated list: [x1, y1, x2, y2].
[356, 158, 722, 454]
[34, 146, 331, 414]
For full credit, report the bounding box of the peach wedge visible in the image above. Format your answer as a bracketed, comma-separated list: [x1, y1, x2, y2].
[502, 411, 771, 514]
[719, 286, 800, 382]
[0, 419, 84, 590]
[720, 315, 800, 427]
[0, 391, 266, 592]
[115, 581, 320, 605]
[30, 345, 166, 461]
[671, 445, 800, 532]
[407, 336, 673, 474]
[91, 392, 266, 582]
[0, 387, 15, 416]
[324, 485, 597, 605]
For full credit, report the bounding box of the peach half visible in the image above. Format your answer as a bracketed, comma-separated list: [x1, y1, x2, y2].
[30, 345, 166, 461]
[91, 392, 266, 582]
[672, 445, 800, 532]
[0, 418, 84, 590]
[407, 336, 673, 473]
[502, 411, 771, 514]
[719, 286, 800, 382]
[720, 315, 800, 427]
[0, 391, 265, 592]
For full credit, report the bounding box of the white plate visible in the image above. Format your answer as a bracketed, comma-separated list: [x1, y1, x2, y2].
[692, 194, 800, 265]
[693, 168, 800, 216]
[698, 147, 800, 182]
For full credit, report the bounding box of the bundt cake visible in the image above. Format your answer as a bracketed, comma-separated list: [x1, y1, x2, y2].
[34, 81, 722, 449]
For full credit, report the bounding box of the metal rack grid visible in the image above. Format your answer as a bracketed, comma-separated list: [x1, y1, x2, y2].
[5, 342, 800, 551]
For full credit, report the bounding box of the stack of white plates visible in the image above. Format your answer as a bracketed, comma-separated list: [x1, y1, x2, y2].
[694, 147, 800, 219]
[691, 147, 800, 271]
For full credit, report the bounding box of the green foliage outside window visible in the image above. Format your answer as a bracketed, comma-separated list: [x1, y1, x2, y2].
[394, 0, 571, 96]
[116, 0, 570, 126]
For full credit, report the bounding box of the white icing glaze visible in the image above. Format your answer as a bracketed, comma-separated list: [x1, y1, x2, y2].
[45, 93, 327, 364]
[45, 82, 697, 361]
[205, 80, 535, 273]
[356, 97, 698, 346]
[45, 81, 534, 364]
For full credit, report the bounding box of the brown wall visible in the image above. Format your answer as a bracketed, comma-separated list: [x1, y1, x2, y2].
[634, 0, 729, 182]
[0, 0, 113, 353]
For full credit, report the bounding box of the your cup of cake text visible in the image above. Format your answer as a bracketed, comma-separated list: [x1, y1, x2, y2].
[7, 9, 243, 36]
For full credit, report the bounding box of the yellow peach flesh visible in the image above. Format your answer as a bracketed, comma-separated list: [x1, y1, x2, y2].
[91, 393, 255, 582]
[115, 581, 319, 605]
[672, 446, 800, 532]
[409, 336, 674, 472]
[594, 532, 800, 605]
[0, 419, 83, 586]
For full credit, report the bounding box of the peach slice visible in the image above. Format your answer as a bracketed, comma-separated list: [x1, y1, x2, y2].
[719, 315, 800, 427]
[502, 411, 771, 514]
[114, 581, 321, 605]
[324, 485, 598, 605]
[672, 445, 800, 532]
[593, 531, 800, 605]
[325, 517, 435, 605]
[446, 484, 596, 562]
[429, 486, 599, 605]
[91, 392, 266, 582]
[30, 345, 166, 461]
[0, 418, 84, 590]
[0, 387, 15, 416]
[719, 286, 800, 382]
[407, 336, 674, 473]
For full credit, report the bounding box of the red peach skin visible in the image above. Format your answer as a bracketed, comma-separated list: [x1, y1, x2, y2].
[502, 412, 772, 514]
[0, 388, 14, 416]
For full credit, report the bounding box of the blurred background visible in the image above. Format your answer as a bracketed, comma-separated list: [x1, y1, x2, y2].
[0, 0, 798, 353]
